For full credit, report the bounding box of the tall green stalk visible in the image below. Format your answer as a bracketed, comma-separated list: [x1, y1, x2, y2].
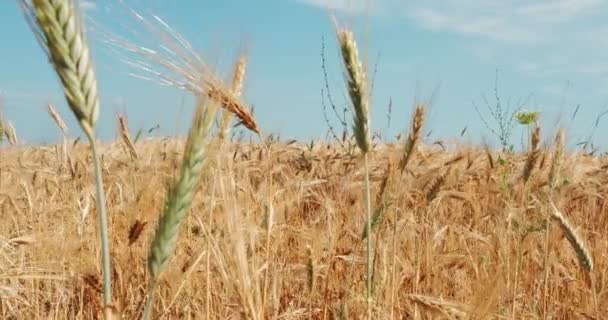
[87, 132, 111, 309]
[335, 26, 373, 318]
[19, 0, 113, 317]
[363, 153, 372, 310]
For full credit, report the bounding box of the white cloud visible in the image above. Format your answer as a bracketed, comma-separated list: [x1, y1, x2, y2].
[515, 0, 602, 22]
[295, 0, 376, 15]
[296, 1, 606, 44]
[408, 6, 540, 44]
[405, 0, 605, 44]
[296, 0, 608, 77]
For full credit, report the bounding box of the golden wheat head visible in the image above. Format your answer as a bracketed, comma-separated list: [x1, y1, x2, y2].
[47, 102, 68, 134]
[549, 203, 593, 273]
[522, 125, 541, 182]
[548, 129, 564, 190]
[399, 104, 426, 173]
[97, 9, 259, 135]
[118, 113, 138, 160]
[6, 121, 18, 145]
[219, 55, 248, 140]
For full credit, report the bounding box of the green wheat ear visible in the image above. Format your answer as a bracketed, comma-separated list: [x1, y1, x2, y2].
[20, 0, 99, 136]
[144, 98, 217, 319]
[148, 100, 216, 278]
[336, 28, 370, 154]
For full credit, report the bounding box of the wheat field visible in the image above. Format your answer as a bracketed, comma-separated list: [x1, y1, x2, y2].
[0, 135, 607, 319]
[3, 1, 608, 319]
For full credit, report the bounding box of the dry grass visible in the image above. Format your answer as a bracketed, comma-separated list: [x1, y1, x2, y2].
[1, 138, 607, 319]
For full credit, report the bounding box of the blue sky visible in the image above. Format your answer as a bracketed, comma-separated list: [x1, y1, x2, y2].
[1, 0, 608, 150]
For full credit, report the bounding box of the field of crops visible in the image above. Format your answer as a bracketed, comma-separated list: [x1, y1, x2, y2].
[2, 1, 608, 319]
[1, 136, 607, 319]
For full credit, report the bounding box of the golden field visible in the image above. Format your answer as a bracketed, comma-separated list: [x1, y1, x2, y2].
[0, 137, 606, 319]
[6, 1, 608, 319]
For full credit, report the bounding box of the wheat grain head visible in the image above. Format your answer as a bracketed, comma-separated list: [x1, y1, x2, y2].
[336, 28, 370, 154]
[522, 125, 541, 182]
[548, 129, 564, 190]
[399, 104, 426, 173]
[219, 54, 248, 139]
[6, 121, 18, 145]
[118, 113, 138, 160]
[47, 102, 68, 134]
[97, 9, 259, 134]
[148, 97, 217, 280]
[207, 84, 257, 134]
[20, 0, 99, 137]
[549, 202, 593, 273]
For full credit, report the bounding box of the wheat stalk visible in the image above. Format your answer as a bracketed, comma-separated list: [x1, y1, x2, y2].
[337, 28, 369, 154]
[335, 25, 373, 319]
[306, 244, 315, 320]
[542, 129, 566, 315]
[144, 97, 217, 319]
[219, 54, 247, 140]
[18, 1, 112, 318]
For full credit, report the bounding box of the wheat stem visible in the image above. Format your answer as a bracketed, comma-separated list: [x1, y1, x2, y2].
[85, 133, 112, 315]
[364, 153, 372, 318]
[19, 0, 111, 315]
[336, 25, 373, 318]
